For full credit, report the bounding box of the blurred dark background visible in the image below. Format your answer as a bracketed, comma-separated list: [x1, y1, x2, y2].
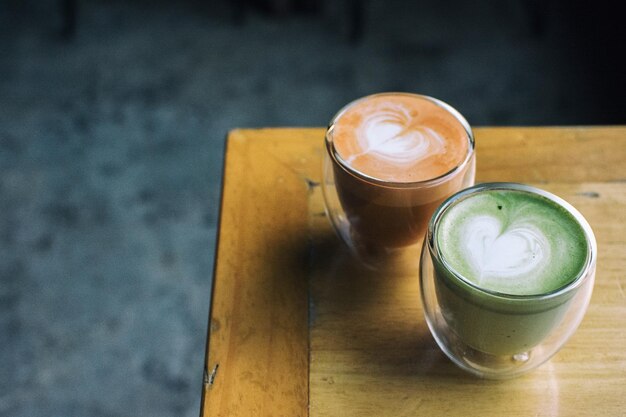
[0, 0, 624, 416]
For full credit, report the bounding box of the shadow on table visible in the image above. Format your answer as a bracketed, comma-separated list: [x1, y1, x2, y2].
[304, 229, 471, 380]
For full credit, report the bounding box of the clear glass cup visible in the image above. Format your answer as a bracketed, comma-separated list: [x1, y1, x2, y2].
[420, 183, 597, 379]
[322, 93, 476, 264]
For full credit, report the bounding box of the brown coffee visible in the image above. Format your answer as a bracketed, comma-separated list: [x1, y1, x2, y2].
[326, 93, 475, 250]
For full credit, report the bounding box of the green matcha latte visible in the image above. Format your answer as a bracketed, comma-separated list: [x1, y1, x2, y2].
[430, 184, 591, 356]
[437, 188, 588, 295]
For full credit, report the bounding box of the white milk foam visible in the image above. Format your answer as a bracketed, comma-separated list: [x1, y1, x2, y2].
[345, 102, 445, 165]
[462, 215, 550, 286]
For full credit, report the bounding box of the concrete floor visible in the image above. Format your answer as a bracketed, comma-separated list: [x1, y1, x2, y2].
[0, 0, 623, 416]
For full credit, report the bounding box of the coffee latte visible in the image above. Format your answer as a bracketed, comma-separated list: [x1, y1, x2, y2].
[332, 94, 469, 183]
[325, 93, 475, 251]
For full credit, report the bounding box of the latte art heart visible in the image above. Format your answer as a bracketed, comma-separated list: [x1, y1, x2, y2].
[462, 215, 550, 284]
[346, 103, 445, 165]
[436, 189, 589, 295]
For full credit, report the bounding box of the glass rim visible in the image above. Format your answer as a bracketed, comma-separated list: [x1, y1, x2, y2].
[325, 92, 475, 189]
[428, 182, 597, 301]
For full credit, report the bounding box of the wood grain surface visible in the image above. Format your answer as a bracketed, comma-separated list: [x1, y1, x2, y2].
[202, 127, 626, 417]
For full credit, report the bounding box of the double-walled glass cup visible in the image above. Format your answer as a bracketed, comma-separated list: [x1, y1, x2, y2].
[420, 183, 597, 379]
[322, 93, 476, 263]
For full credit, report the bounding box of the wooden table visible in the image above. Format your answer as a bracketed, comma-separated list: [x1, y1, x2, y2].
[201, 127, 626, 417]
